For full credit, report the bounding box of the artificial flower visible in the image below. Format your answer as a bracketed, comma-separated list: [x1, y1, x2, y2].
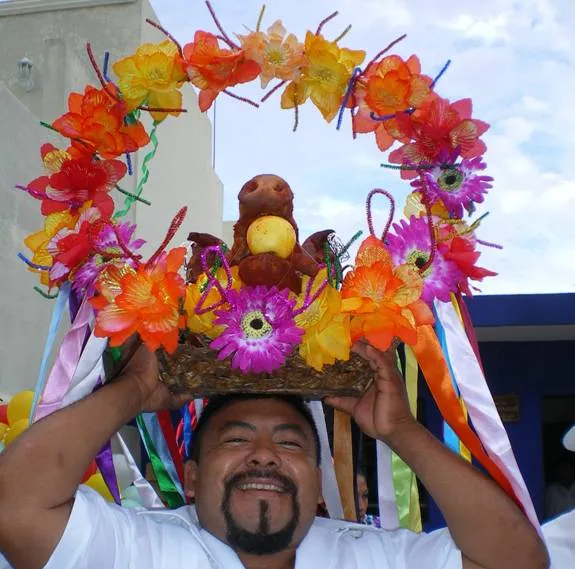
[113, 40, 188, 122]
[411, 157, 493, 218]
[281, 32, 365, 122]
[353, 55, 431, 151]
[183, 31, 261, 111]
[23, 209, 81, 287]
[71, 221, 145, 296]
[386, 215, 463, 303]
[91, 247, 187, 353]
[389, 96, 489, 179]
[237, 20, 306, 88]
[294, 269, 351, 371]
[340, 236, 433, 351]
[184, 266, 241, 339]
[47, 207, 107, 287]
[439, 224, 497, 295]
[52, 84, 150, 159]
[210, 286, 303, 374]
[27, 154, 125, 217]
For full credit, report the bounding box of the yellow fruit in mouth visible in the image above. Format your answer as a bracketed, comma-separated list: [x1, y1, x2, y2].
[247, 216, 297, 259]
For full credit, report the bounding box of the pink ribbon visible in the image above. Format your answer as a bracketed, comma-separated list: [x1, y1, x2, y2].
[34, 298, 93, 421]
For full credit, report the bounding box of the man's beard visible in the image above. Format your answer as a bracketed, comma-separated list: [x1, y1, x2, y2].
[221, 469, 300, 556]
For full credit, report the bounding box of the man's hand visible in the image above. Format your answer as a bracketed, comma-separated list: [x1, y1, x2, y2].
[325, 340, 415, 442]
[117, 344, 191, 413]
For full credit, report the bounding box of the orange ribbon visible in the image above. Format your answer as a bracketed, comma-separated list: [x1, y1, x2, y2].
[412, 325, 521, 508]
[333, 409, 357, 521]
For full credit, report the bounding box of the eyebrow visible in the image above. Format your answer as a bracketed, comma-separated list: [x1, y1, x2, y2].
[219, 420, 256, 434]
[272, 423, 306, 437]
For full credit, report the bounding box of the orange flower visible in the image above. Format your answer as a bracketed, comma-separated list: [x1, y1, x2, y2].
[340, 236, 433, 351]
[52, 84, 150, 159]
[238, 20, 306, 88]
[113, 41, 188, 123]
[353, 55, 431, 151]
[91, 247, 187, 353]
[281, 32, 365, 122]
[183, 31, 261, 111]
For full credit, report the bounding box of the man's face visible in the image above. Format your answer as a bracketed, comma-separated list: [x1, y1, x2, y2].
[357, 474, 369, 521]
[185, 398, 322, 555]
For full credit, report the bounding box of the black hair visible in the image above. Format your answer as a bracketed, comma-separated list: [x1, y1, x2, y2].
[188, 393, 321, 465]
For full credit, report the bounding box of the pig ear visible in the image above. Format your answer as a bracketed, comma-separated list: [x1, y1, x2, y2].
[187, 232, 224, 248]
[302, 230, 336, 262]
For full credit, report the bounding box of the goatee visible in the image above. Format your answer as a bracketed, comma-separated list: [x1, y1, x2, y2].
[221, 469, 300, 555]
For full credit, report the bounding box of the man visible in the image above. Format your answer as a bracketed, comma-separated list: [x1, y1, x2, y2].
[0, 341, 548, 569]
[356, 469, 380, 528]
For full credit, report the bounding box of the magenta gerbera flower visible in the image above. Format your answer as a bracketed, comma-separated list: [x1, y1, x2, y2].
[210, 286, 304, 374]
[71, 221, 145, 296]
[386, 215, 463, 303]
[412, 157, 493, 218]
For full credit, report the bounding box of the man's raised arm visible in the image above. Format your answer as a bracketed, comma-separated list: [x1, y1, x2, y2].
[326, 341, 549, 569]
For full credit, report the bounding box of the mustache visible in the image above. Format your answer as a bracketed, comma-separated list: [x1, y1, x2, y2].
[225, 469, 297, 494]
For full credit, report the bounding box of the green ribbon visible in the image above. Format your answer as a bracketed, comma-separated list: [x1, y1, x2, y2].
[391, 347, 423, 532]
[136, 415, 185, 508]
[114, 119, 159, 219]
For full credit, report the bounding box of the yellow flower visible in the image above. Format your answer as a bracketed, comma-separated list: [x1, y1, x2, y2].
[113, 40, 187, 122]
[184, 267, 241, 339]
[281, 32, 365, 122]
[295, 269, 351, 371]
[23, 210, 79, 287]
[238, 20, 306, 88]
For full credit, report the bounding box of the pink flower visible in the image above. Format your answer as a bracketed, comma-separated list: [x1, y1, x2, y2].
[210, 286, 304, 374]
[412, 157, 493, 218]
[386, 215, 462, 303]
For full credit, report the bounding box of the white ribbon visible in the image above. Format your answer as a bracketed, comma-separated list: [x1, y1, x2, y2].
[308, 401, 344, 520]
[434, 300, 540, 531]
[376, 439, 400, 529]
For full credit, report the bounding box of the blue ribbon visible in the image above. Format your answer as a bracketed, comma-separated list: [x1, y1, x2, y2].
[29, 282, 70, 424]
[183, 403, 193, 461]
[433, 304, 462, 454]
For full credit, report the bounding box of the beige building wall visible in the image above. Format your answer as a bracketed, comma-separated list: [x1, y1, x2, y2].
[0, 0, 223, 398]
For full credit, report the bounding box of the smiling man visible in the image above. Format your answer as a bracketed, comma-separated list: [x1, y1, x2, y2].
[0, 343, 548, 569]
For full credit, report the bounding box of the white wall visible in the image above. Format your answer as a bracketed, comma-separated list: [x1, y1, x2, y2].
[0, 0, 223, 396]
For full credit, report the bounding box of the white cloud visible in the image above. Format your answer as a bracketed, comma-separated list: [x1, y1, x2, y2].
[149, 0, 575, 294]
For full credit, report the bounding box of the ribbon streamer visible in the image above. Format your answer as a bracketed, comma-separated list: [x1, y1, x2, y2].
[412, 324, 520, 507]
[29, 283, 70, 424]
[34, 297, 93, 422]
[434, 301, 539, 530]
[333, 409, 356, 520]
[308, 401, 344, 520]
[376, 440, 401, 529]
[95, 440, 121, 505]
[137, 414, 185, 508]
[115, 433, 164, 508]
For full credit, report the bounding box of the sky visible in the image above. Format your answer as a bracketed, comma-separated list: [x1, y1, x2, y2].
[149, 0, 575, 295]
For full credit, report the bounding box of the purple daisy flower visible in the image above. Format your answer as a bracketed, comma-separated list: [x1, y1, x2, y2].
[72, 221, 145, 296]
[210, 286, 304, 374]
[412, 157, 493, 219]
[386, 215, 462, 304]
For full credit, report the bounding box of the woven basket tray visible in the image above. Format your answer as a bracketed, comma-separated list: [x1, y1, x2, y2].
[158, 343, 373, 399]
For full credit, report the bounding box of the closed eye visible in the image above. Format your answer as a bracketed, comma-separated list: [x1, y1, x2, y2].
[224, 438, 249, 444]
[278, 440, 303, 449]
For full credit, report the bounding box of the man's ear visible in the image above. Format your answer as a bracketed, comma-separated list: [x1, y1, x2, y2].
[184, 460, 199, 499]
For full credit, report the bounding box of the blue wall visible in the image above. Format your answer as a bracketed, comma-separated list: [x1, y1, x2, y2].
[423, 339, 575, 531]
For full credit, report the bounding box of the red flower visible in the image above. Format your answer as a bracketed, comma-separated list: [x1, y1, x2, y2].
[28, 150, 125, 217]
[442, 232, 497, 295]
[389, 96, 489, 179]
[52, 84, 150, 159]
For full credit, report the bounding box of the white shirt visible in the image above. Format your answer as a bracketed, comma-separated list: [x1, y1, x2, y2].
[42, 487, 462, 569]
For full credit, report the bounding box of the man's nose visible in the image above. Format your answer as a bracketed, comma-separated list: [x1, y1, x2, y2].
[245, 440, 281, 468]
